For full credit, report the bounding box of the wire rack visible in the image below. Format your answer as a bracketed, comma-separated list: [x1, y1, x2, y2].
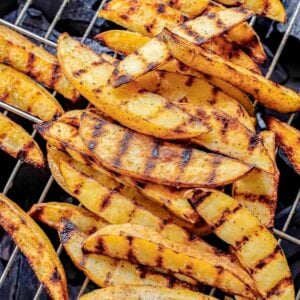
[0, 0, 299, 299]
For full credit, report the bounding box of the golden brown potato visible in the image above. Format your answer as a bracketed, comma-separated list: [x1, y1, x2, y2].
[46, 143, 210, 234]
[267, 117, 300, 174]
[29, 202, 107, 235]
[0, 194, 68, 300]
[83, 224, 258, 298]
[111, 8, 254, 87]
[232, 131, 279, 227]
[205, 2, 266, 64]
[0, 64, 64, 121]
[59, 220, 196, 290]
[0, 25, 79, 102]
[57, 33, 209, 140]
[38, 119, 205, 225]
[163, 0, 209, 18]
[99, 0, 185, 37]
[213, 0, 286, 22]
[96, 30, 255, 118]
[190, 189, 294, 299]
[180, 104, 274, 173]
[80, 112, 253, 187]
[0, 113, 45, 167]
[163, 29, 300, 113]
[59, 160, 214, 253]
[80, 285, 216, 300]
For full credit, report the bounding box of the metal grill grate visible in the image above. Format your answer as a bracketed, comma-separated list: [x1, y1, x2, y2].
[0, 0, 299, 299]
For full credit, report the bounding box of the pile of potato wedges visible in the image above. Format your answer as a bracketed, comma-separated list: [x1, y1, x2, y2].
[0, 0, 299, 299]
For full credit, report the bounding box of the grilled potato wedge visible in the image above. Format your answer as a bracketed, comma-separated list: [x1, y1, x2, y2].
[180, 104, 274, 173]
[0, 113, 45, 167]
[47, 144, 210, 234]
[111, 8, 254, 87]
[36, 120, 93, 165]
[99, 0, 185, 37]
[0, 64, 63, 121]
[59, 160, 214, 253]
[0, 194, 68, 300]
[205, 2, 266, 63]
[29, 202, 107, 234]
[163, 0, 209, 18]
[80, 285, 215, 300]
[59, 220, 195, 290]
[0, 25, 79, 102]
[232, 131, 279, 227]
[267, 117, 300, 174]
[83, 224, 258, 298]
[96, 30, 255, 117]
[213, 0, 286, 22]
[190, 189, 294, 299]
[80, 112, 252, 187]
[58, 33, 209, 140]
[45, 127, 203, 225]
[163, 30, 300, 113]
[137, 71, 255, 129]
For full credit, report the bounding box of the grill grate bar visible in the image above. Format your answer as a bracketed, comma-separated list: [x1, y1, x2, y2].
[0, 0, 299, 298]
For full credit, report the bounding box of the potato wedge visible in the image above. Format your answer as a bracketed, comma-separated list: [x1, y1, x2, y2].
[29, 202, 107, 235]
[232, 131, 279, 227]
[59, 160, 214, 253]
[213, 0, 286, 22]
[111, 7, 254, 87]
[163, 0, 209, 18]
[99, 0, 185, 37]
[163, 29, 300, 113]
[46, 143, 210, 234]
[0, 113, 45, 167]
[80, 285, 215, 300]
[60, 161, 240, 285]
[80, 112, 252, 187]
[205, 2, 266, 64]
[180, 104, 274, 173]
[137, 71, 255, 131]
[45, 128, 203, 225]
[96, 30, 255, 117]
[58, 33, 209, 140]
[59, 220, 195, 290]
[83, 224, 258, 298]
[0, 64, 64, 121]
[0, 25, 79, 102]
[0, 194, 68, 300]
[190, 189, 294, 299]
[267, 117, 300, 174]
[36, 120, 93, 165]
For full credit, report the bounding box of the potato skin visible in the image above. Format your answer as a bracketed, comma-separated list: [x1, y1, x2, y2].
[0, 113, 45, 168]
[190, 189, 294, 299]
[57, 33, 209, 140]
[163, 29, 300, 113]
[0, 64, 64, 121]
[79, 112, 252, 188]
[0, 194, 68, 300]
[0, 25, 79, 102]
[79, 285, 216, 300]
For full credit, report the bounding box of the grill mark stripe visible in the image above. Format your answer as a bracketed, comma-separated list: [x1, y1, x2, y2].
[26, 52, 35, 76]
[49, 64, 60, 89]
[100, 190, 115, 210]
[253, 245, 281, 271]
[206, 156, 222, 184]
[113, 131, 133, 168]
[189, 191, 212, 209]
[215, 205, 242, 229]
[265, 277, 293, 298]
[144, 140, 161, 175]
